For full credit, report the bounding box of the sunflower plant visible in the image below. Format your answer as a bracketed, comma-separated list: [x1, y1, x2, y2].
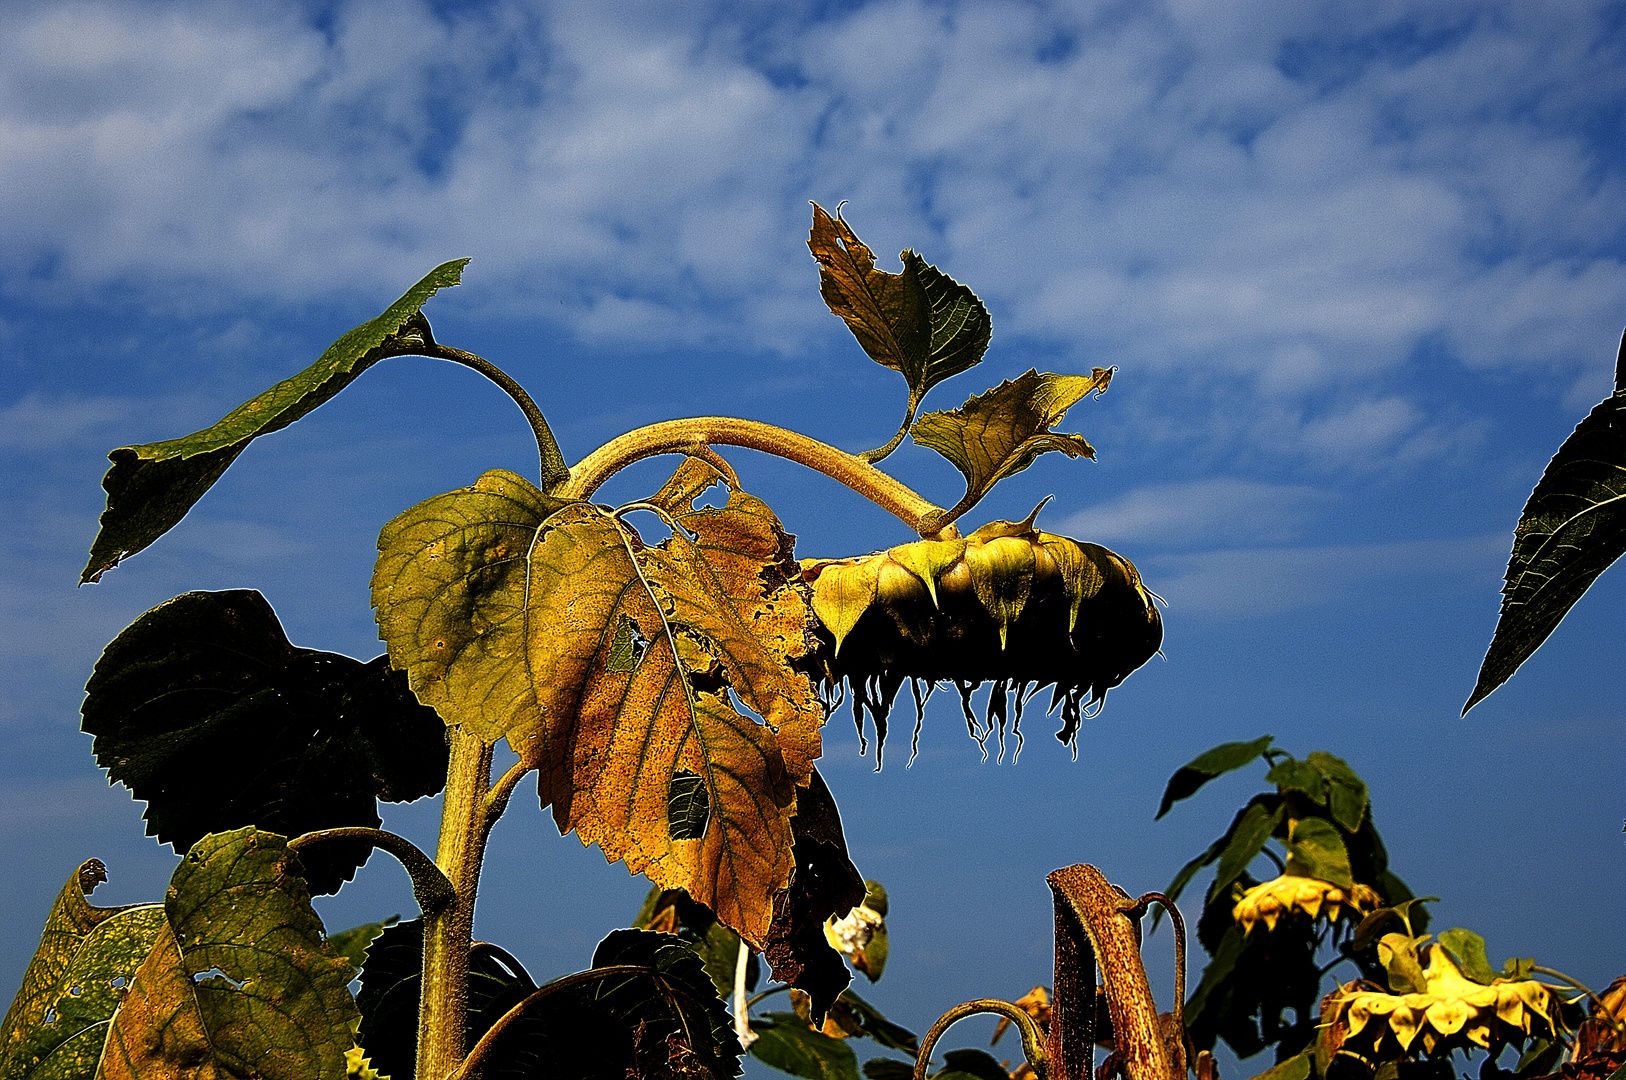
[0, 207, 1164, 1080]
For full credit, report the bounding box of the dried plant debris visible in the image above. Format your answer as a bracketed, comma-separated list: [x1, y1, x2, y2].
[802, 513, 1161, 763]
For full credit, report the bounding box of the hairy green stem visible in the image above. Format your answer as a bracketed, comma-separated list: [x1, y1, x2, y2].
[858, 390, 921, 465]
[562, 416, 954, 537]
[287, 827, 454, 915]
[418, 728, 496, 1080]
[381, 314, 570, 491]
[915, 1000, 1049, 1080]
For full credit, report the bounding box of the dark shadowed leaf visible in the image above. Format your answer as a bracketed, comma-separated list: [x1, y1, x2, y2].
[912, 257, 992, 395]
[863, 1059, 914, 1080]
[1184, 925, 1247, 1035]
[97, 828, 359, 1080]
[1156, 736, 1275, 819]
[634, 888, 760, 1000]
[912, 369, 1114, 524]
[1351, 897, 1437, 952]
[936, 1049, 1012, 1080]
[763, 769, 867, 1023]
[808, 204, 931, 390]
[81, 590, 448, 895]
[751, 1014, 859, 1080]
[825, 991, 917, 1053]
[585, 930, 743, 1079]
[1210, 802, 1284, 901]
[1466, 332, 1626, 713]
[82, 260, 468, 582]
[0, 862, 165, 1080]
[1284, 818, 1353, 890]
[1438, 928, 1499, 985]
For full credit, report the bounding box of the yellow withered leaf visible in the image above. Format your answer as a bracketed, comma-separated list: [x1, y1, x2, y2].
[375, 461, 823, 945]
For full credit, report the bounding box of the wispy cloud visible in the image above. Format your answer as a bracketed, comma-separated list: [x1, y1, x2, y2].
[2, 0, 1622, 471]
[1057, 478, 1333, 547]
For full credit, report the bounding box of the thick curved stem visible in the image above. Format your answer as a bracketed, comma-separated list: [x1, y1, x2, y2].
[288, 827, 454, 915]
[381, 314, 571, 491]
[561, 417, 952, 537]
[915, 1000, 1049, 1080]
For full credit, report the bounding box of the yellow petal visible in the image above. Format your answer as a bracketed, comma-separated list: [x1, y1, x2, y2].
[1038, 536, 1103, 632]
[885, 539, 967, 608]
[1426, 997, 1473, 1036]
[1390, 1005, 1421, 1050]
[809, 558, 882, 654]
[963, 536, 1035, 648]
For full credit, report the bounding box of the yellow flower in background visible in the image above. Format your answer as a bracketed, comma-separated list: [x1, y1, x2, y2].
[1232, 874, 1381, 934]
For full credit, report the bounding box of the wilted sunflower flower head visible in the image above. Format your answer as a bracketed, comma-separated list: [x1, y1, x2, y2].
[1320, 943, 1561, 1065]
[800, 511, 1162, 762]
[1233, 875, 1382, 935]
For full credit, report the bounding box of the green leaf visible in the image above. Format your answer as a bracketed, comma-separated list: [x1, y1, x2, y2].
[98, 828, 360, 1080]
[375, 460, 823, 946]
[1156, 736, 1275, 819]
[861, 882, 889, 919]
[751, 1014, 860, 1080]
[909, 254, 992, 396]
[1249, 1049, 1314, 1080]
[1265, 759, 1326, 805]
[935, 1049, 1012, 1080]
[831, 990, 918, 1053]
[863, 1060, 915, 1080]
[0, 862, 166, 1080]
[1351, 897, 1438, 953]
[632, 889, 760, 1001]
[1466, 332, 1626, 713]
[323, 916, 398, 975]
[1210, 802, 1284, 901]
[1438, 928, 1499, 985]
[1306, 752, 1369, 833]
[1376, 933, 1429, 994]
[584, 930, 744, 1080]
[1283, 818, 1354, 891]
[81, 590, 448, 895]
[82, 260, 468, 582]
[912, 368, 1114, 522]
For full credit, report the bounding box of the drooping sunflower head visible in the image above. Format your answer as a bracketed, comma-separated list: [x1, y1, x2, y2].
[1320, 945, 1561, 1067]
[1232, 875, 1382, 935]
[801, 515, 1162, 761]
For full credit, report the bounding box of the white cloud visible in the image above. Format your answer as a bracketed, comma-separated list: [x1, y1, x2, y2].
[1, 0, 1622, 471]
[1057, 478, 1333, 546]
[1145, 533, 1508, 618]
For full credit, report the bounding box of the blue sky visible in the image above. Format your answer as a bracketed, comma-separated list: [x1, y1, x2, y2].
[3, 0, 1625, 1071]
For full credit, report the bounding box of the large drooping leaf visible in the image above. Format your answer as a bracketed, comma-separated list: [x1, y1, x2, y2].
[82, 260, 468, 582]
[635, 888, 760, 1000]
[0, 862, 165, 1080]
[1156, 736, 1276, 819]
[97, 828, 359, 1080]
[375, 459, 823, 945]
[81, 590, 448, 895]
[1465, 333, 1626, 713]
[762, 768, 866, 1022]
[911, 368, 1114, 524]
[808, 205, 989, 405]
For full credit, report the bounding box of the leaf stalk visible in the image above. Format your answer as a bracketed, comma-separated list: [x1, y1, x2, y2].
[287, 827, 454, 915]
[915, 1000, 1049, 1080]
[562, 417, 955, 538]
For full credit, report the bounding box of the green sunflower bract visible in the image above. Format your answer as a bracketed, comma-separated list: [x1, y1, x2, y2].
[801, 516, 1162, 762]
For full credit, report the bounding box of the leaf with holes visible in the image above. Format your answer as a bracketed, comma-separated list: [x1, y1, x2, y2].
[96, 828, 359, 1080]
[80, 590, 448, 895]
[0, 862, 165, 1080]
[374, 459, 822, 944]
[911, 368, 1114, 523]
[1466, 333, 1626, 713]
[83, 260, 467, 582]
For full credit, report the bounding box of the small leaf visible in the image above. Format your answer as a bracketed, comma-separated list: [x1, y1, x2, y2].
[1439, 928, 1499, 985]
[1250, 1049, 1314, 1080]
[1466, 332, 1626, 713]
[81, 590, 448, 895]
[1376, 933, 1429, 994]
[323, 916, 398, 975]
[751, 1014, 860, 1080]
[830, 990, 917, 1053]
[910, 254, 992, 396]
[1283, 817, 1354, 891]
[0, 862, 166, 1080]
[83, 260, 467, 582]
[1265, 759, 1326, 804]
[98, 828, 360, 1080]
[911, 368, 1113, 522]
[1306, 752, 1369, 833]
[1351, 897, 1438, 952]
[1209, 802, 1284, 901]
[1158, 737, 1276, 818]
